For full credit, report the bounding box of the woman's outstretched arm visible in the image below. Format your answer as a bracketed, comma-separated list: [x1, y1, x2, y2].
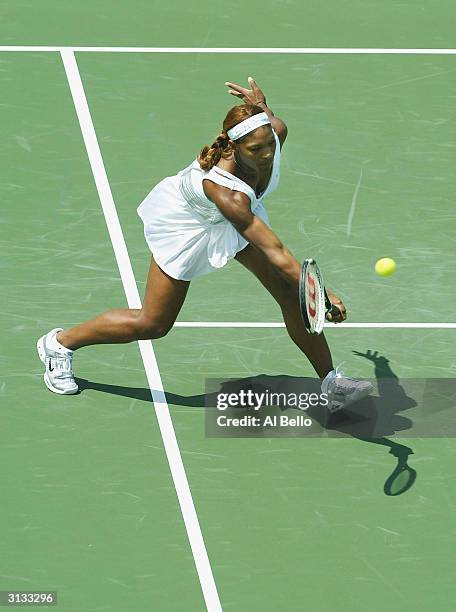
[204, 184, 345, 322]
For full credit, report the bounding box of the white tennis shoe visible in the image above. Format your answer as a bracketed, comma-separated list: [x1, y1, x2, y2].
[36, 327, 78, 395]
[321, 366, 373, 413]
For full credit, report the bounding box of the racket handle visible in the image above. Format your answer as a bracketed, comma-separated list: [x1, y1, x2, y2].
[324, 289, 342, 319]
[329, 304, 342, 318]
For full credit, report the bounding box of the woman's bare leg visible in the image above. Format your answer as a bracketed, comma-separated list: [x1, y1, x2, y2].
[57, 257, 190, 350]
[235, 245, 333, 378]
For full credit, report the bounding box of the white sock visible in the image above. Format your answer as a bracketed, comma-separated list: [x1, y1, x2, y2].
[48, 330, 73, 354]
[321, 369, 336, 393]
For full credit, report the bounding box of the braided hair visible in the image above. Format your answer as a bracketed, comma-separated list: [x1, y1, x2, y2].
[198, 104, 265, 171]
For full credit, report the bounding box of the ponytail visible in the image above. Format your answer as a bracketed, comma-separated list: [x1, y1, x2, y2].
[197, 132, 230, 171]
[197, 103, 265, 171]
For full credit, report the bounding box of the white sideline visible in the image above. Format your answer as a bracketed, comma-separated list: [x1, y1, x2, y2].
[173, 322, 456, 329]
[2, 46, 456, 54]
[60, 49, 222, 612]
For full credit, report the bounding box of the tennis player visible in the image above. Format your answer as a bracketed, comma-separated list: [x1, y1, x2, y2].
[37, 77, 372, 410]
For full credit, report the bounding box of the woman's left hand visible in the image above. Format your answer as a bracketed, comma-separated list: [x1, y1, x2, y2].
[325, 289, 347, 323]
[224, 76, 267, 106]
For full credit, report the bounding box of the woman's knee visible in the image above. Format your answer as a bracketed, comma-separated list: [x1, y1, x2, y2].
[133, 316, 173, 340]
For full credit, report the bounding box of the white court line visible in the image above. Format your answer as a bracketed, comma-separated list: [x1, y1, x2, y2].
[60, 49, 222, 612]
[2, 46, 456, 54]
[174, 322, 456, 329]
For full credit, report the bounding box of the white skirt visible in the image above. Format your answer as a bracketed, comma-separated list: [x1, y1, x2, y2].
[137, 174, 271, 281]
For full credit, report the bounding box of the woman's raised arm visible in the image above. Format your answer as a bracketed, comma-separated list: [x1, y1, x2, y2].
[224, 77, 288, 147]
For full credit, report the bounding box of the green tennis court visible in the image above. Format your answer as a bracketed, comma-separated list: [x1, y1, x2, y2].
[1, 3, 456, 611]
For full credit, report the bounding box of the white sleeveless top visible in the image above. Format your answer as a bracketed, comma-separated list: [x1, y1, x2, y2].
[178, 127, 281, 220]
[137, 128, 281, 280]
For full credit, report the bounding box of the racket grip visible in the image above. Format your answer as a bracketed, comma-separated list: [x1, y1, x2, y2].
[329, 304, 342, 318]
[324, 290, 342, 319]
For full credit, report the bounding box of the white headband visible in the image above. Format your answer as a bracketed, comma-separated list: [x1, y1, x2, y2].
[227, 112, 271, 141]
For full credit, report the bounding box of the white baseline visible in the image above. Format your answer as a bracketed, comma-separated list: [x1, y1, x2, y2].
[2, 46, 456, 54]
[60, 49, 222, 612]
[174, 322, 456, 329]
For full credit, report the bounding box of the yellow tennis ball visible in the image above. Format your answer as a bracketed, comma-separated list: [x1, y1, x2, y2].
[375, 257, 396, 277]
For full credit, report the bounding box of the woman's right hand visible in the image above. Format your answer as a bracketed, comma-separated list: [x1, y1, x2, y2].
[224, 76, 267, 107]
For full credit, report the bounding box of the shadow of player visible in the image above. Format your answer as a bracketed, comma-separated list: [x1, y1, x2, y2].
[75, 349, 417, 496]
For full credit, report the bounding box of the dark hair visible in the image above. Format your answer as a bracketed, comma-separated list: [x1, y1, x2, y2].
[197, 104, 265, 171]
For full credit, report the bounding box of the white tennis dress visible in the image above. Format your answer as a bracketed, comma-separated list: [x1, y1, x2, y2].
[137, 128, 281, 280]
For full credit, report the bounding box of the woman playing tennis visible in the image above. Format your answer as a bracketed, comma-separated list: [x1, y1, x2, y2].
[37, 77, 372, 410]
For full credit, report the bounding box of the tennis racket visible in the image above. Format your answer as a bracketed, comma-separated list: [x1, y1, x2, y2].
[299, 258, 342, 335]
